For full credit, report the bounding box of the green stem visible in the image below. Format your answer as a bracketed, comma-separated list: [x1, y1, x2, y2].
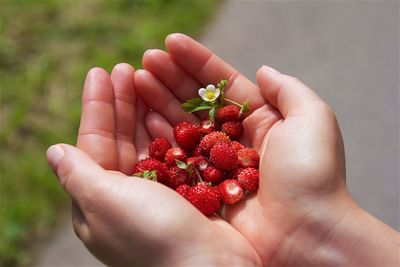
[194, 167, 203, 184]
[224, 98, 243, 107]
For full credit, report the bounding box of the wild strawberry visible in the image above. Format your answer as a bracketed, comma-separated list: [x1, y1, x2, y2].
[173, 121, 201, 150]
[202, 165, 224, 184]
[226, 167, 243, 179]
[200, 117, 220, 135]
[221, 121, 243, 140]
[186, 183, 221, 216]
[184, 156, 206, 183]
[237, 148, 259, 168]
[176, 184, 191, 199]
[165, 147, 187, 167]
[165, 166, 191, 189]
[199, 131, 230, 156]
[230, 141, 245, 152]
[217, 105, 240, 122]
[187, 156, 209, 171]
[133, 158, 168, 183]
[218, 179, 243, 205]
[210, 142, 238, 171]
[191, 145, 203, 157]
[238, 167, 259, 192]
[148, 137, 172, 161]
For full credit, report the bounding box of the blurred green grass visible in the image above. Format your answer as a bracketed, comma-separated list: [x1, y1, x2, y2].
[0, 1, 217, 266]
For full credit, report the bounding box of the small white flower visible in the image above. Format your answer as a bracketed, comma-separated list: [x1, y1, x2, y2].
[198, 84, 220, 102]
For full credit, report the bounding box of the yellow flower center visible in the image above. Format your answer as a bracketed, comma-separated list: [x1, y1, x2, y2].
[206, 91, 215, 100]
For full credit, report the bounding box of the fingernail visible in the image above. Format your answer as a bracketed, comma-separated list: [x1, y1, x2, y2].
[262, 65, 280, 74]
[47, 145, 64, 170]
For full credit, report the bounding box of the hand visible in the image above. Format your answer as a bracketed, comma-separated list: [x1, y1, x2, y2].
[47, 64, 261, 266]
[138, 33, 399, 266]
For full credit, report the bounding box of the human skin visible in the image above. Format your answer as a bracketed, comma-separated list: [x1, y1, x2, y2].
[47, 33, 399, 266]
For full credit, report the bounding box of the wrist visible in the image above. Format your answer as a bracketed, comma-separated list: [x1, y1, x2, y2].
[325, 199, 399, 266]
[270, 189, 399, 266]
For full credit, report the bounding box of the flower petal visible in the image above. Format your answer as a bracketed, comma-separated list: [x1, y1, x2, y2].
[206, 84, 216, 91]
[214, 88, 220, 98]
[198, 88, 207, 98]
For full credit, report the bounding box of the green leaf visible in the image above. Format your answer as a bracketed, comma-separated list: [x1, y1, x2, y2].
[182, 97, 213, 113]
[190, 105, 213, 112]
[175, 159, 188, 169]
[133, 171, 144, 177]
[140, 170, 158, 181]
[209, 106, 216, 122]
[181, 98, 207, 112]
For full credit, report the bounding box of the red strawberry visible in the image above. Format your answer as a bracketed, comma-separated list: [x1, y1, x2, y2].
[210, 142, 238, 171]
[202, 165, 224, 184]
[221, 121, 243, 140]
[187, 156, 209, 171]
[238, 167, 259, 192]
[217, 105, 240, 122]
[165, 147, 187, 167]
[186, 183, 221, 216]
[173, 121, 201, 150]
[218, 179, 243, 205]
[185, 156, 207, 183]
[191, 145, 203, 157]
[176, 184, 191, 199]
[230, 141, 245, 152]
[226, 167, 244, 179]
[237, 148, 260, 168]
[199, 131, 230, 156]
[166, 166, 191, 189]
[200, 117, 220, 135]
[148, 137, 172, 160]
[133, 158, 168, 183]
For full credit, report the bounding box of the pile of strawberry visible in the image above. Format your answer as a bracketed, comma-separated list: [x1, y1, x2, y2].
[133, 80, 259, 216]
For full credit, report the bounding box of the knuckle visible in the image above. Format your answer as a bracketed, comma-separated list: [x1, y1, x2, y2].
[284, 75, 303, 87]
[279, 76, 304, 96]
[313, 101, 336, 120]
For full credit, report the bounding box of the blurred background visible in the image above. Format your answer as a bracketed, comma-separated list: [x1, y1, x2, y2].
[0, 1, 398, 267]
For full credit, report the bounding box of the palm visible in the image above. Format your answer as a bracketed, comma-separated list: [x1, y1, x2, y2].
[76, 64, 261, 265]
[137, 34, 347, 265]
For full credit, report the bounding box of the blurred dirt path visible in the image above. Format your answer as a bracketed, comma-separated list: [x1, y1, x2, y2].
[35, 1, 398, 266]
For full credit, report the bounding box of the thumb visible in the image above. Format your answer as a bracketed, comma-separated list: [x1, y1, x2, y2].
[46, 144, 111, 205]
[256, 65, 325, 118]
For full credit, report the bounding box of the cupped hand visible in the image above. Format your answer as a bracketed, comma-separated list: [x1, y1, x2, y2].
[47, 64, 261, 266]
[138, 33, 354, 266]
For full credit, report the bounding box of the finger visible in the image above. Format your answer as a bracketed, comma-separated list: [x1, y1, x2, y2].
[46, 144, 116, 211]
[134, 69, 198, 125]
[77, 67, 118, 170]
[142, 49, 201, 101]
[241, 104, 282, 149]
[165, 33, 265, 112]
[145, 111, 176, 146]
[256, 66, 324, 118]
[135, 97, 152, 160]
[110, 63, 137, 175]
